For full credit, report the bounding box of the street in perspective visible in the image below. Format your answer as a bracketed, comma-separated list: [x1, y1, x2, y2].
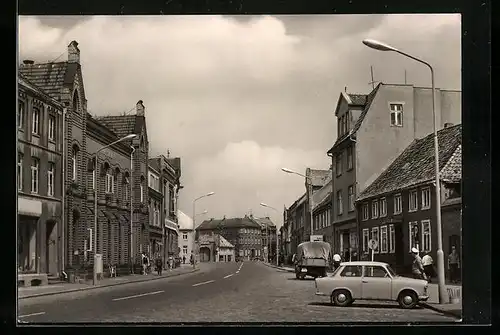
[17, 14, 462, 324]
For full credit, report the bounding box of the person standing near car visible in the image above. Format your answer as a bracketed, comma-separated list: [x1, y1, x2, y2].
[448, 245, 460, 283]
[411, 248, 427, 280]
[332, 254, 342, 270]
[422, 252, 435, 283]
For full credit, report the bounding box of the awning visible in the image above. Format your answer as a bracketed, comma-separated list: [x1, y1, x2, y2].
[165, 219, 179, 233]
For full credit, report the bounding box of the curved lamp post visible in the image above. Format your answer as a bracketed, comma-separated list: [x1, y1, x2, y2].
[93, 133, 137, 285]
[281, 168, 314, 243]
[362, 39, 446, 305]
[192, 192, 215, 268]
[260, 202, 279, 266]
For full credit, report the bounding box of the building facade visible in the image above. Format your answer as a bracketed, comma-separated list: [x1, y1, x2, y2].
[356, 124, 462, 276]
[254, 217, 277, 261]
[311, 172, 334, 255]
[327, 84, 462, 257]
[147, 165, 163, 260]
[17, 74, 65, 278]
[177, 210, 194, 263]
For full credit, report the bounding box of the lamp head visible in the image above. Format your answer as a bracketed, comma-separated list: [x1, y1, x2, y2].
[362, 39, 398, 52]
[124, 134, 138, 140]
[281, 168, 294, 174]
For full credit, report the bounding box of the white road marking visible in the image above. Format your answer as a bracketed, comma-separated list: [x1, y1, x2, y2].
[19, 312, 46, 318]
[223, 274, 234, 279]
[192, 280, 215, 287]
[112, 290, 164, 301]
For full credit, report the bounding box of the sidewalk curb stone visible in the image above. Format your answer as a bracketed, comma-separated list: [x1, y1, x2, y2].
[419, 302, 462, 319]
[19, 268, 200, 300]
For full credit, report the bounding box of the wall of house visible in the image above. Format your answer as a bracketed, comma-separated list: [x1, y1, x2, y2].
[331, 142, 356, 224]
[179, 229, 194, 260]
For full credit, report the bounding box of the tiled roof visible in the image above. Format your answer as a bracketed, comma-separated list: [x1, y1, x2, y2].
[348, 93, 367, 106]
[19, 62, 78, 100]
[312, 179, 332, 211]
[18, 73, 62, 106]
[196, 217, 261, 230]
[218, 235, 234, 248]
[328, 83, 381, 153]
[253, 217, 276, 228]
[148, 158, 160, 172]
[358, 124, 462, 201]
[308, 169, 332, 187]
[97, 115, 138, 146]
[440, 145, 462, 183]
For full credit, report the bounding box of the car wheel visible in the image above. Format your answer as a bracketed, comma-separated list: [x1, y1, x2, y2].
[295, 272, 300, 279]
[299, 273, 306, 280]
[398, 290, 418, 309]
[331, 290, 352, 307]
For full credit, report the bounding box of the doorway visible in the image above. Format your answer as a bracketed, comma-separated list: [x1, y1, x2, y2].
[45, 220, 57, 275]
[200, 247, 210, 262]
[394, 223, 405, 272]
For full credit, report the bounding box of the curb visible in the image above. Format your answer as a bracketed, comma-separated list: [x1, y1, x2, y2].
[262, 262, 295, 273]
[420, 302, 462, 319]
[19, 268, 200, 300]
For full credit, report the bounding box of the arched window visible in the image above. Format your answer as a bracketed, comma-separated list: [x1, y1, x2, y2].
[72, 90, 80, 114]
[104, 163, 113, 194]
[71, 145, 79, 181]
[123, 172, 130, 202]
[114, 167, 120, 195]
[140, 176, 145, 203]
[31, 157, 39, 194]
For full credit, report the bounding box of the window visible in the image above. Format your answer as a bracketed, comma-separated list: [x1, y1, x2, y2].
[335, 152, 343, 177]
[421, 220, 431, 252]
[371, 200, 379, 219]
[347, 146, 353, 170]
[183, 234, 188, 240]
[421, 187, 431, 210]
[148, 172, 160, 191]
[380, 226, 388, 253]
[48, 114, 56, 141]
[18, 101, 25, 129]
[71, 148, 77, 181]
[169, 186, 175, 215]
[371, 227, 379, 254]
[362, 228, 369, 253]
[106, 172, 113, 193]
[361, 203, 369, 220]
[389, 224, 395, 253]
[124, 177, 129, 200]
[47, 162, 55, 196]
[113, 172, 118, 194]
[140, 181, 144, 203]
[389, 103, 403, 127]
[32, 108, 40, 135]
[340, 265, 362, 277]
[31, 157, 39, 194]
[409, 221, 419, 252]
[348, 185, 355, 211]
[336, 190, 343, 215]
[379, 198, 387, 217]
[364, 266, 388, 278]
[182, 246, 188, 254]
[394, 194, 402, 214]
[409, 189, 418, 212]
[18, 154, 23, 191]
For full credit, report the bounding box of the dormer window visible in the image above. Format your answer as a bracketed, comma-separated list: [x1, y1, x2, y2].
[390, 103, 403, 127]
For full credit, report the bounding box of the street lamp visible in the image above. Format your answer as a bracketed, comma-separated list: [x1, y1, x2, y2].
[192, 192, 215, 268]
[195, 210, 208, 216]
[93, 133, 137, 286]
[362, 38, 447, 304]
[260, 202, 279, 266]
[281, 167, 314, 243]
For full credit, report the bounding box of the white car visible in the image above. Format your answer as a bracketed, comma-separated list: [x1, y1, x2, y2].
[315, 261, 429, 309]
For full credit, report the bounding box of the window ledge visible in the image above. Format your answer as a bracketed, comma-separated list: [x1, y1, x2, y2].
[408, 209, 418, 213]
[32, 133, 40, 137]
[347, 167, 354, 172]
[379, 214, 387, 218]
[394, 211, 402, 215]
[421, 206, 431, 210]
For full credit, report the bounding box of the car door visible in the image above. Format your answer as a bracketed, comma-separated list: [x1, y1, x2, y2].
[361, 265, 392, 300]
[338, 265, 363, 299]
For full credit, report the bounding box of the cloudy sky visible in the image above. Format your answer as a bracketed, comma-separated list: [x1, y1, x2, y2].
[18, 14, 461, 228]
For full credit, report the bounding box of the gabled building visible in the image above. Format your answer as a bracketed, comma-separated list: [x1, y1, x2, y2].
[254, 217, 277, 261]
[356, 124, 462, 275]
[311, 169, 333, 249]
[327, 83, 461, 259]
[147, 164, 163, 260]
[177, 210, 194, 262]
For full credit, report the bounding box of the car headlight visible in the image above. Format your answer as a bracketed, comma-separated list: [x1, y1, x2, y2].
[423, 285, 428, 295]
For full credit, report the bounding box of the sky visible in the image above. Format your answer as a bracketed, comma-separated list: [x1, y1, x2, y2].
[18, 14, 461, 229]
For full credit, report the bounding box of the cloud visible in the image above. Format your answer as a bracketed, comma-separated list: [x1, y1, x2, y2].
[18, 14, 461, 228]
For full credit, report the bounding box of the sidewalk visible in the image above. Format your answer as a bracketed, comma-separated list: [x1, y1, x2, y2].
[18, 265, 199, 299]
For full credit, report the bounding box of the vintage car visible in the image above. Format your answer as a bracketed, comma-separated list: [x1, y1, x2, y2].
[295, 241, 331, 279]
[314, 261, 429, 309]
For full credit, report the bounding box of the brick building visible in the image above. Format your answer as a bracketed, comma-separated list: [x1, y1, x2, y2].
[147, 164, 163, 260]
[311, 170, 334, 253]
[253, 217, 277, 261]
[356, 124, 462, 276]
[327, 83, 461, 257]
[17, 74, 65, 281]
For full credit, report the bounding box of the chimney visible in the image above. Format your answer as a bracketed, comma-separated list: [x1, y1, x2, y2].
[67, 41, 80, 63]
[136, 100, 145, 116]
[22, 60, 34, 65]
[444, 123, 453, 128]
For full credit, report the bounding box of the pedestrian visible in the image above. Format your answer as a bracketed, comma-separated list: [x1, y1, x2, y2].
[141, 253, 148, 275]
[190, 252, 194, 265]
[448, 245, 460, 283]
[411, 248, 427, 280]
[332, 254, 342, 271]
[155, 256, 163, 276]
[183, 255, 186, 264]
[168, 256, 174, 270]
[422, 252, 435, 283]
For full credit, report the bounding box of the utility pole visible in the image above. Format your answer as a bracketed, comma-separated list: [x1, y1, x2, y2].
[368, 65, 377, 89]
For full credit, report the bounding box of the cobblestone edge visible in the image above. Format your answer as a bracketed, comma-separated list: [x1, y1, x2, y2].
[19, 268, 200, 300]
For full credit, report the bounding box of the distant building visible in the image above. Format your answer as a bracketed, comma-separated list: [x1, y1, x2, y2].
[327, 83, 461, 258]
[311, 169, 334, 252]
[356, 124, 462, 275]
[17, 74, 65, 280]
[254, 217, 277, 261]
[177, 210, 194, 262]
[147, 165, 163, 259]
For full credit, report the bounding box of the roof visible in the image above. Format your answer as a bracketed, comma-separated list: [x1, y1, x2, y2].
[19, 61, 79, 100]
[358, 124, 462, 201]
[97, 115, 139, 146]
[196, 217, 261, 230]
[340, 261, 389, 267]
[177, 210, 193, 230]
[253, 217, 276, 229]
[18, 73, 63, 108]
[440, 145, 462, 183]
[347, 93, 367, 106]
[328, 83, 381, 154]
[308, 168, 332, 187]
[217, 235, 234, 248]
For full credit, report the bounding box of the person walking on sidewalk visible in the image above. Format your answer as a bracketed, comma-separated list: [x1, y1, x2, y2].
[155, 256, 163, 276]
[183, 255, 186, 264]
[422, 252, 435, 283]
[448, 245, 460, 283]
[411, 248, 427, 280]
[142, 253, 149, 275]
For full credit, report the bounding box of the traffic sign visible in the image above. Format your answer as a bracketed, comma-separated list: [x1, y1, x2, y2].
[368, 239, 378, 250]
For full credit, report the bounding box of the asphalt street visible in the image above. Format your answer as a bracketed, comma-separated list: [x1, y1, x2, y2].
[18, 261, 458, 323]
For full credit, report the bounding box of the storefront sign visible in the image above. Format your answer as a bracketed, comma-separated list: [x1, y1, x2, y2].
[18, 197, 42, 217]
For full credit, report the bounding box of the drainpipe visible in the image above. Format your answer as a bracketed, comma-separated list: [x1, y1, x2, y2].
[130, 145, 136, 274]
[61, 107, 67, 279]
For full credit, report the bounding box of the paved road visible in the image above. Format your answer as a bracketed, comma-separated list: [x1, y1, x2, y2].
[18, 261, 458, 323]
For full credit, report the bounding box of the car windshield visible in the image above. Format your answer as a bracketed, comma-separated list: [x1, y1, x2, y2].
[385, 265, 397, 277]
[329, 265, 342, 277]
